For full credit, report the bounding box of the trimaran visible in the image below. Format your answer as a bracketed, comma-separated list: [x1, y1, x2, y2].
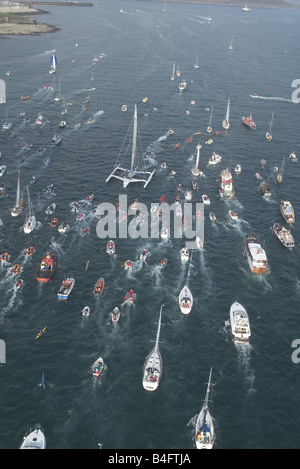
[106, 104, 156, 188]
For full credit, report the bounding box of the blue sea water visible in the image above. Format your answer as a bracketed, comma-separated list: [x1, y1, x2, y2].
[0, 0, 300, 450]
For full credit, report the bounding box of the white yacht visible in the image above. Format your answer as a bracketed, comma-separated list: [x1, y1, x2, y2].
[19, 424, 46, 449]
[179, 284, 193, 314]
[230, 301, 251, 342]
[180, 247, 189, 262]
[195, 368, 215, 449]
[142, 305, 163, 391]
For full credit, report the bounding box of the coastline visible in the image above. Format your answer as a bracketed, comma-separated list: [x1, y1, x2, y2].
[0, 22, 59, 36]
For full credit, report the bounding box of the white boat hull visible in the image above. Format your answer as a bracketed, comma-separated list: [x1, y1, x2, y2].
[19, 424, 46, 449]
[230, 301, 251, 342]
[142, 349, 162, 391]
[179, 285, 193, 314]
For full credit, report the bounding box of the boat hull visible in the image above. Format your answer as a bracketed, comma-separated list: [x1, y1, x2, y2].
[245, 235, 267, 274]
[230, 301, 251, 342]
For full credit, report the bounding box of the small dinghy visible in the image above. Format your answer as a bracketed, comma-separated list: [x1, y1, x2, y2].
[82, 306, 90, 317]
[111, 307, 120, 324]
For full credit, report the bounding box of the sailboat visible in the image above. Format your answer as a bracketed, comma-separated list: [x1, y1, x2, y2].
[266, 111, 274, 141]
[195, 368, 215, 449]
[207, 105, 213, 133]
[170, 61, 175, 81]
[10, 170, 23, 217]
[179, 252, 193, 314]
[23, 185, 36, 234]
[49, 51, 57, 74]
[192, 143, 202, 176]
[2, 106, 12, 130]
[222, 97, 230, 130]
[54, 77, 62, 102]
[106, 104, 156, 188]
[276, 156, 285, 183]
[142, 305, 163, 391]
[243, 4, 250, 11]
[229, 36, 234, 50]
[194, 53, 200, 69]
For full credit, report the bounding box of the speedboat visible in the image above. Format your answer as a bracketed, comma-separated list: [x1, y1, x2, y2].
[94, 277, 105, 294]
[179, 80, 187, 91]
[26, 246, 34, 256]
[230, 301, 251, 342]
[58, 222, 68, 233]
[122, 104, 127, 112]
[259, 181, 272, 197]
[15, 279, 24, 290]
[290, 152, 297, 163]
[208, 153, 222, 165]
[180, 247, 189, 262]
[12, 264, 20, 274]
[142, 306, 163, 391]
[92, 357, 104, 377]
[202, 194, 210, 205]
[82, 306, 90, 317]
[36, 253, 57, 282]
[179, 284, 193, 314]
[125, 289, 135, 304]
[45, 203, 56, 215]
[196, 236, 204, 250]
[106, 240, 115, 254]
[124, 260, 132, 270]
[209, 212, 216, 221]
[19, 423, 46, 449]
[185, 190, 192, 201]
[280, 200, 295, 224]
[111, 307, 120, 324]
[195, 368, 214, 449]
[140, 249, 149, 261]
[228, 210, 238, 220]
[234, 164, 241, 174]
[245, 234, 267, 274]
[0, 252, 10, 263]
[241, 115, 256, 129]
[273, 223, 295, 248]
[160, 259, 167, 268]
[57, 278, 75, 299]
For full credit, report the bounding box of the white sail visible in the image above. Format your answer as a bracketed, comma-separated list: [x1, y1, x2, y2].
[222, 97, 230, 129]
[11, 171, 23, 217]
[49, 52, 57, 74]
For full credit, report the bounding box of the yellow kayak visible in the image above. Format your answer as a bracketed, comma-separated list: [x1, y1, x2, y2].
[35, 326, 47, 340]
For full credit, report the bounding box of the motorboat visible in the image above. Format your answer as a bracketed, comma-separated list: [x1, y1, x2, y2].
[106, 240, 115, 254]
[196, 236, 204, 250]
[124, 260, 132, 270]
[266, 111, 274, 141]
[209, 212, 216, 221]
[185, 190, 192, 201]
[45, 203, 56, 215]
[57, 278, 75, 299]
[82, 306, 90, 317]
[140, 249, 149, 261]
[202, 194, 210, 205]
[125, 289, 135, 304]
[178, 80, 187, 91]
[160, 259, 167, 268]
[230, 301, 251, 342]
[179, 284, 193, 314]
[241, 115, 256, 129]
[290, 152, 297, 163]
[94, 277, 105, 294]
[142, 305, 163, 391]
[36, 253, 57, 282]
[23, 186, 36, 234]
[195, 368, 214, 449]
[111, 307, 120, 324]
[12, 264, 20, 274]
[259, 181, 272, 197]
[208, 152, 222, 165]
[50, 218, 58, 227]
[35, 114, 44, 125]
[273, 222, 295, 248]
[228, 210, 238, 220]
[26, 246, 34, 256]
[15, 279, 24, 290]
[0, 252, 10, 263]
[180, 247, 189, 262]
[0, 182, 5, 198]
[122, 104, 127, 112]
[245, 234, 267, 274]
[59, 120, 66, 128]
[219, 169, 234, 200]
[161, 227, 169, 239]
[0, 165, 6, 177]
[234, 164, 241, 174]
[80, 227, 90, 237]
[58, 223, 68, 233]
[92, 357, 104, 377]
[280, 200, 295, 224]
[19, 423, 46, 449]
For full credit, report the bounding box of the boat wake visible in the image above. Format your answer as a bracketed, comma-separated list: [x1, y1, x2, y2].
[235, 342, 256, 394]
[250, 95, 293, 103]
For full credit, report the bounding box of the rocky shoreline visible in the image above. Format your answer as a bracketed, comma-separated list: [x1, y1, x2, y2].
[0, 4, 58, 36]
